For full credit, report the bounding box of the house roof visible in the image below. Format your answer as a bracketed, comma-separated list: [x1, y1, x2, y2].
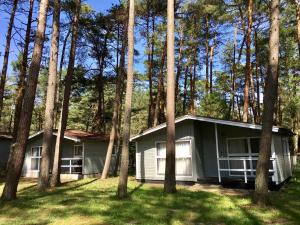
[130, 114, 293, 141]
[28, 129, 109, 143]
[0, 132, 13, 140]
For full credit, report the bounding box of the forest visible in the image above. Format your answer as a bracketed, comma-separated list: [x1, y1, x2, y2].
[0, 0, 299, 214]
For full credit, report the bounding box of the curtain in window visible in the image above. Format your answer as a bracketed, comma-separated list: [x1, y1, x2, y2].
[156, 141, 192, 176]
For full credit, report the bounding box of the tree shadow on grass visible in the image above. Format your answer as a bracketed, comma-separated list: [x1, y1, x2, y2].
[0, 176, 293, 225]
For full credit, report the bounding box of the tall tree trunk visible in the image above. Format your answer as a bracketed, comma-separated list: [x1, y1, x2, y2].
[153, 39, 167, 127]
[189, 53, 197, 115]
[209, 44, 215, 94]
[250, 70, 257, 123]
[296, 0, 300, 57]
[1, 0, 49, 201]
[50, 0, 81, 187]
[117, 0, 135, 198]
[175, 23, 184, 103]
[146, 6, 155, 128]
[13, 0, 34, 139]
[38, 0, 60, 191]
[243, 0, 253, 122]
[164, 0, 176, 194]
[254, 30, 261, 123]
[93, 34, 109, 133]
[55, 28, 71, 128]
[101, 24, 127, 179]
[0, 0, 18, 119]
[205, 15, 209, 95]
[254, 0, 280, 206]
[182, 64, 188, 114]
[229, 27, 237, 119]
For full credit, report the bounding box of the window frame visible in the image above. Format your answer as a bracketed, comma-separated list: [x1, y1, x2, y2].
[73, 144, 84, 158]
[226, 137, 261, 177]
[155, 139, 193, 178]
[30, 146, 42, 171]
[226, 137, 261, 157]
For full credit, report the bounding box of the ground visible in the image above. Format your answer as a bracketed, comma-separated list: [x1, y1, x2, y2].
[0, 166, 299, 225]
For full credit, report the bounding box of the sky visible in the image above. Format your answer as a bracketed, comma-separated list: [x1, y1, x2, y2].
[0, 0, 127, 76]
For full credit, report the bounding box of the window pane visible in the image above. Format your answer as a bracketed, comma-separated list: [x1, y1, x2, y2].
[228, 139, 248, 154]
[157, 158, 165, 175]
[176, 158, 192, 176]
[176, 141, 191, 157]
[74, 146, 83, 157]
[31, 158, 39, 170]
[250, 138, 260, 154]
[31, 147, 41, 156]
[157, 143, 166, 157]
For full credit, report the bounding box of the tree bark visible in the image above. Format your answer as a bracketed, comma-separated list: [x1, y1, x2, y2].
[153, 39, 167, 127]
[101, 23, 127, 180]
[254, 30, 261, 123]
[254, 0, 280, 206]
[146, 6, 155, 128]
[296, 0, 300, 57]
[117, 0, 135, 198]
[229, 27, 237, 119]
[175, 23, 184, 104]
[182, 64, 188, 114]
[164, 0, 176, 194]
[38, 0, 60, 191]
[205, 15, 209, 95]
[243, 0, 253, 123]
[13, 0, 34, 139]
[209, 44, 215, 94]
[1, 0, 49, 201]
[0, 0, 18, 119]
[55, 28, 71, 128]
[50, 0, 81, 187]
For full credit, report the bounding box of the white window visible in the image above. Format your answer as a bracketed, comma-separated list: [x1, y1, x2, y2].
[30, 146, 42, 171]
[156, 140, 192, 177]
[74, 145, 83, 157]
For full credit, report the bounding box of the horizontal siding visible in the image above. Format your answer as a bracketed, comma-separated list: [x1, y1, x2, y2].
[136, 120, 196, 182]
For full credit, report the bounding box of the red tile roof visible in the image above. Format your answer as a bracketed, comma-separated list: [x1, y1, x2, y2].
[63, 130, 110, 141]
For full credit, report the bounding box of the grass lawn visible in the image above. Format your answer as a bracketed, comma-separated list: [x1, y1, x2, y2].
[0, 166, 299, 225]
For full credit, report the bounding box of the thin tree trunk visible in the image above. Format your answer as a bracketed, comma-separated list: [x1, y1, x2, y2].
[117, 0, 135, 198]
[229, 27, 237, 119]
[55, 28, 71, 128]
[101, 23, 127, 179]
[296, 0, 300, 57]
[175, 23, 184, 103]
[205, 15, 209, 95]
[164, 0, 176, 194]
[50, 0, 81, 187]
[93, 34, 109, 132]
[0, 0, 18, 119]
[1, 0, 49, 201]
[243, 0, 253, 123]
[254, 30, 261, 123]
[250, 69, 257, 123]
[38, 0, 60, 191]
[146, 6, 155, 128]
[182, 64, 188, 114]
[254, 0, 280, 206]
[153, 39, 167, 127]
[13, 0, 34, 139]
[189, 53, 197, 115]
[209, 44, 215, 94]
